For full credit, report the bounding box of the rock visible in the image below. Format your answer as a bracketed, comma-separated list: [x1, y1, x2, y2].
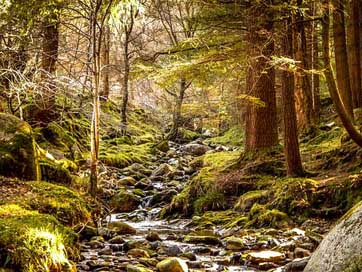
[294, 247, 311, 258]
[126, 265, 153, 272]
[146, 231, 162, 242]
[247, 251, 285, 263]
[156, 257, 188, 272]
[123, 240, 146, 251]
[148, 189, 178, 207]
[155, 141, 170, 153]
[158, 244, 183, 256]
[98, 248, 113, 255]
[118, 176, 137, 186]
[304, 201, 362, 272]
[110, 189, 141, 212]
[87, 240, 104, 249]
[127, 248, 150, 258]
[225, 236, 245, 250]
[78, 225, 98, 240]
[258, 262, 279, 270]
[180, 252, 197, 261]
[0, 114, 38, 180]
[182, 143, 211, 156]
[284, 257, 310, 271]
[108, 222, 137, 235]
[152, 163, 173, 177]
[184, 235, 221, 245]
[109, 235, 126, 244]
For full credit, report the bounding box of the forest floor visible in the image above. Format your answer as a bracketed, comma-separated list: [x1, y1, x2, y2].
[1, 99, 362, 272]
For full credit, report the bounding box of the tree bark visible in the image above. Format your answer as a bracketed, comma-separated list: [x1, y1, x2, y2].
[332, 0, 354, 120]
[282, 19, 304, 176]
[244, 5, 278, 152]
[322, 1, 362, 148]
[347, 0, 362, 108]
[101, 23, 110, 100]
[120, 31, 130, 136]
[167, 78, 186, 141]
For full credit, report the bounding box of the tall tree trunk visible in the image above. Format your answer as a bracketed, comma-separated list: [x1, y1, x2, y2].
[311, 2, 321, 122]
[332, 0, 354, 120]
[120, 33, 130, 136]
[244, 5, 278, 152]
[293, 0, 314, 130]
[101, 23, 110, 100]
[347, 0, 362, 109]
[38, 12, 59, 124]
[322, 1, 362, 147]
[168, 79, 186, 141]
[282, 19, 304, 176]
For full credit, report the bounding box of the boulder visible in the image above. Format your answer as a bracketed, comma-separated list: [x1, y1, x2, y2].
[152, 164, 173, 177]
[304, 201, 362, 272]
[156, 257, 188, 272]
[127, 248, 150, 258]
[182, 144, 211, 156]
[184, 235, 221, 245]
[155, 141, 170, 153]
[127, 265, 153, 272]
[225, 236, 245, 250]
[0, 114, 38, 180]
[110, 189, 141, 212]
[247, 251, 285, 263]
[107, 221, 137, 235]
[118, 176, 137, 186]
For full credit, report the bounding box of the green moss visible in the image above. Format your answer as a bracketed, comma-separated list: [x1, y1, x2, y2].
[234, 190, 270, 212]
[343, 256, 362, 272]
[178, 128, 201, 142]
[100, 143, 152, 168]
[0, 204, 77, 272]
[247, 204, 290, 228]
[193, 191, 227, 214]
[25, 182, 90, 226]
[206, 126, 243, 147]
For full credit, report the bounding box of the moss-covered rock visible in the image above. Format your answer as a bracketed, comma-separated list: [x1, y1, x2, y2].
[0, 114, 39, 180]
[107, 222, 137, 235]
[247, 204, 290, 228]
[0, 204, 78, 272]
[234, 190, 270, 212]
[110, 189, 142, 212]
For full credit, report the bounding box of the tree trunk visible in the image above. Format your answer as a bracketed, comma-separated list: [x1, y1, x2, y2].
[244, 5, 278, 152]
[282, 19, 304, 176]
[121, 33, 130, 135]
[332, 0, 354, 120]
[322, 1, 362, 147]
[293, 0, 314, 130]
[168, 79, 186, 141]
[347, 0, 362, 109]
[101, 23, 110, 100]
[311, 2, 321, 122]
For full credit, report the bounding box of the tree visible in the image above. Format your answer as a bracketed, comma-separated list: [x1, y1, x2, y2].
[281, 17, 304, 176]
[332, 0, 353, 120]
[244, 3, 278, 152]
[322, 0, 362, 147]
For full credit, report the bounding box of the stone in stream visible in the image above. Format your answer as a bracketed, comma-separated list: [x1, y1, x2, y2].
[304, 201, 362, 272]
[224, 236, 245, 250]
[107, 222, 137, 235]
[156, 257, 189, 272]
[247, 250, 286, 263]
[184, 235, 221, 245]
[151, 163, 173, 177]
[126, 264, 153, 272]
[181, 143, 212, 156]
[109, 235, 126, 244]
[283, 257, 310, 271]
[110, 189, 142, 212]
[118, 176, 137, 186]
[158, 244, 183, 256]
[127, 248, 150, 258]
[146, 231, 162, 242]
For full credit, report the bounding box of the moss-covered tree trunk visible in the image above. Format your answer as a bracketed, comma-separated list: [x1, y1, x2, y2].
[244, 4, 278, 152]
[101, 23, 110, 100]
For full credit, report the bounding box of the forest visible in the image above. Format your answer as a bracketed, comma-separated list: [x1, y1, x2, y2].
[0, 0, 361, 271]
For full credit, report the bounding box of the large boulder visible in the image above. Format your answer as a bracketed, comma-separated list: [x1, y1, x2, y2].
[304, 201, 362, 272]
[156, 257, 188, 272]
[110, 189, 142, 212]
[182, 144, 211, 156]
[0, 114, 38, 180]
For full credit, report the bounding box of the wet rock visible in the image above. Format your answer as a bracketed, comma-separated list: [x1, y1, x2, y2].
[258, 262, 279, 270]
[156, 257, 189, 272]
[135, 179, 153, 190]
[109, 235, 126, 244]
[180, 252, 197, 261]
[152, 163, 173, 177]
[124, 240, 147, 251]
[192, 246, 211, 254]
[155, 141, 170, 153]
[87, 240, 104, 249]
[184, 235, 221, 245]
[79, 225, 98, 241]
[224, 236, 245, 250]
[294, 247, 311, 258]
[118, 176, 137, 186]
[146, 231, 162, 242]
[187, 261, 203, 269]
[304, 201, 362, 272]
[98, 248, 112, 255]
[108, 222, 137, 235]
[158, 244, 183, 256]
[110, 190, 142, 212]
[126, 265, 153, 272]
[284, 257, 310, 271]
[148, 189, 177, 207]
[182, 143, 211, 156]
[127, 248, 150, 258]
[247, 250, 285, 264]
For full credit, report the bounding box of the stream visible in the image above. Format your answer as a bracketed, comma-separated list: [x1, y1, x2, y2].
[76, 141, 321, 272]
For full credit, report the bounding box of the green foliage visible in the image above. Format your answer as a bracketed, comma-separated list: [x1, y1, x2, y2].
[206, 126, 243, 147]
[0, 204, 77, 272]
